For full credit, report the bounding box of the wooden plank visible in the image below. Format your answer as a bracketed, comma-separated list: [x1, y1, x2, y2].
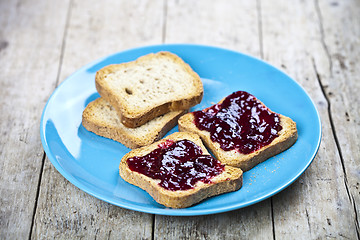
[154, 1, 274, 239]
[155, 201, 273, 240]
[260, 0, 357, 238]
[164, 0, 261, 56]
[31, 0, 164, 238]
[32, 165, 153, 239]
[58, 0, 166, 81]
[0, 0, 70, 238]
[315, 0, 360, 233]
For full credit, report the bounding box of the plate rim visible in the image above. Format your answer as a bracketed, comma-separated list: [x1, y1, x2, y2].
[40, 43, 322, 216]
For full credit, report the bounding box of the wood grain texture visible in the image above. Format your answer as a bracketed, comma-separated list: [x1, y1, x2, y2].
[59, 0, 165, 82]
[31, 0, 163, 239]
[155, 201, 273, 240]
[154, 1, 273, 239]
[0, 0, 69, 238]
[31, 161, 153, 239]
[314, 0, 360, 233]
[261, 0, 358, 238]
[165, 0, 261, 56]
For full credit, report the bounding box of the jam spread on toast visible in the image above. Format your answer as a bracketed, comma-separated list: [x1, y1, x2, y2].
[127, 139, 224, 191]
[193, 91, 282, 154]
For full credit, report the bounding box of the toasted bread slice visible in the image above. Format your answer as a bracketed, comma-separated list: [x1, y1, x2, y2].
[178, 93, 298, 172]
[82, 98, 186, 149]
[119, 132, 243, 208]
[95, 52, 203, 128]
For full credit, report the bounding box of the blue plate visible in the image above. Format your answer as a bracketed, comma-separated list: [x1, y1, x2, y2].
[40, 44, 321, 216]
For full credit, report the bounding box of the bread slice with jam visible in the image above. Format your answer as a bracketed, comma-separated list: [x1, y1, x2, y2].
[82, 97, 186, 149]
[178, 91, 298, 172]
[119, 132, 243, 208]
[95, 52, 203, 128]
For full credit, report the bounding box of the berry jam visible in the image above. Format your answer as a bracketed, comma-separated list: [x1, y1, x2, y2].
[193, 91, 282, 154]
[127, 139, 225, 191]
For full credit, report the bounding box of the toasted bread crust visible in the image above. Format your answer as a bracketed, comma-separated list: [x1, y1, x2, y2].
[82, 98, 186, 149]
[119, 132, 243, 208]
[178, 98, 298, 172]
[95, 52, 203, 128]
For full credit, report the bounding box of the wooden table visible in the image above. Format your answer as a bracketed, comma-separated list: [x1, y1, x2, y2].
[1, 0, 359, 239]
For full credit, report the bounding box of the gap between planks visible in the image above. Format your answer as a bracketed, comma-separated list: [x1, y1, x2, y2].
[151, 214, 156, 240]
[54, 0, 73, 88]
[314, 0, 333, 76]
[162, 0, 168, 44]
[257, 1, 276, 240]
[152, 1, 168, 239]
[27, 0, 74, 239]
[28, 153, 46, 240]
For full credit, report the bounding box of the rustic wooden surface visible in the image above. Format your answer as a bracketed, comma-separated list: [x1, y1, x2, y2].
[0, 0, 359, 239]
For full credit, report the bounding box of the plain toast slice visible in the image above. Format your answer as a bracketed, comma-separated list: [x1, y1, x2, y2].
[95, 52, 203, 128]
[82, 98, 186, 149]
[119, 132, 243, 208]
[178, 93, 298, 172]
